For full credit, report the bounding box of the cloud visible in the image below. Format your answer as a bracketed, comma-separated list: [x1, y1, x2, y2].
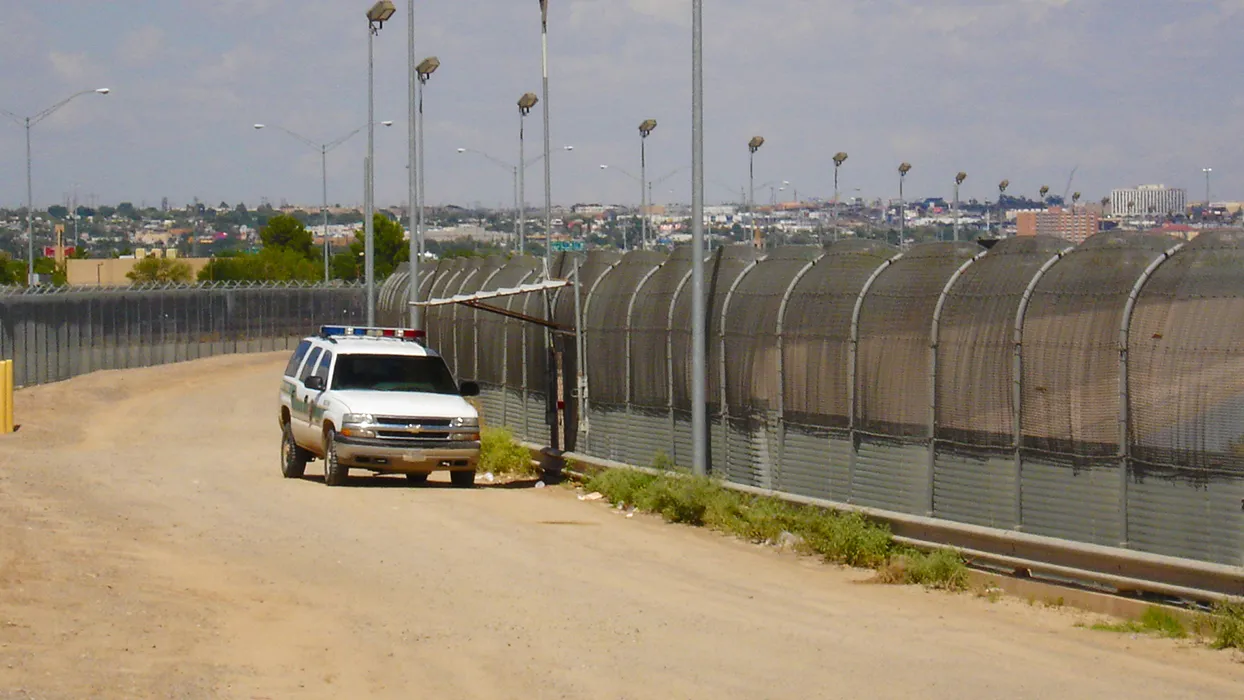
[118, 26, 167, 66]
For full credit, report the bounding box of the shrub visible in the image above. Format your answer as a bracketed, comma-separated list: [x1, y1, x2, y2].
[479, 428, 536, 477]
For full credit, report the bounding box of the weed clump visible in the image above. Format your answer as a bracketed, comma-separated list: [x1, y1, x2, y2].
[1091, 606, 1189, 639]
[1209, 601, 1244, 650]
[479, 428, 537, 477]
[582, 460, 967, 590]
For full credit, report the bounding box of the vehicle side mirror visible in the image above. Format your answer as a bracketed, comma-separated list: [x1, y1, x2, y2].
[304, 376, 326, 392]
[459, 381, 480, 397]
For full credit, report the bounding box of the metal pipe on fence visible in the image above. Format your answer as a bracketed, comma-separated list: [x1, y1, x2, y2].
[848, 253, 903, 503]
[1, 359, 13, 434]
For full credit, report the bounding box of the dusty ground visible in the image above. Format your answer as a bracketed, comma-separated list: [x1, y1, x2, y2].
[0, 353, 1241, 699]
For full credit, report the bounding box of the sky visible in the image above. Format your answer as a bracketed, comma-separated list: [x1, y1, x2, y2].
[1, 0, 1242, 211]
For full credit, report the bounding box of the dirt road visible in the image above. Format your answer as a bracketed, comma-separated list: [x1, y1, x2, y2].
[0, 353, 1240, 699]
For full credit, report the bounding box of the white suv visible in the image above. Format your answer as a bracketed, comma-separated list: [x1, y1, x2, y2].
[277, 325, 482, 487]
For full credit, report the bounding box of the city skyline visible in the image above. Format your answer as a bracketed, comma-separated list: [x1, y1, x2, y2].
[1, 1, 1241, 211]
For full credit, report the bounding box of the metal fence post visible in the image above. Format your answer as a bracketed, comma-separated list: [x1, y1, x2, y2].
[849, 253, 903, 503]
[928, 250, 988, 516]
[1117, 242, 1185, 548]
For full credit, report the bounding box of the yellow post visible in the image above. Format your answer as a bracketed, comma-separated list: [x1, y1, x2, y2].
[0, 360, 12, 435]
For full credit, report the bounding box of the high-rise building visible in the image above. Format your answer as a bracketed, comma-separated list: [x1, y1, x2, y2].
[1110, 185, 1186, 218]
[1015, 207, 1100, 244]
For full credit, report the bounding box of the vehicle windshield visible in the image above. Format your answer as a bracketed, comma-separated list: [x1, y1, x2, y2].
[331, 354, 459, 394]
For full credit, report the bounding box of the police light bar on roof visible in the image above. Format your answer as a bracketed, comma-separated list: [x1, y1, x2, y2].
[319, 325, 426, 342]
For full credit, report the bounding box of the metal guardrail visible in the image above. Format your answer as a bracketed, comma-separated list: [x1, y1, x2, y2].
[546, 444, 1244, 604]
[0, 280, 364, 296]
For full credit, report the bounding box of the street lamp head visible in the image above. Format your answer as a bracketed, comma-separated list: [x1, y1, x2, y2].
[381, 120, 394, 126]
[833, 152, 848, 167]
[599, 164, 608, 170]
[898, 162, 912, 175]
[998, 179, 1009, 193]
[639, 119, 658, 137]
[518, 92, 539, 115]
[748, 136, 765, 153]
[253, 124, 265, 130]
[95, 88, 111, 95]
[416, 56, 440, 81]
[367, 0, 397, 27]
[563, 145, 574, 151]
[457, 148, 467, 153]
[955, 171, 968, 185]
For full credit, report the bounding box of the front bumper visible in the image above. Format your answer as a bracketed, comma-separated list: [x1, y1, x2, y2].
[333, 436, 480, 473]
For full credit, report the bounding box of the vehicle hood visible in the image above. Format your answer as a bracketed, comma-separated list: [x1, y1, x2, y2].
[330, 391, 478, 419]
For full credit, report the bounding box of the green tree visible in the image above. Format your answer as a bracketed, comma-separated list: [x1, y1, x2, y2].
[0, 253, 25, 285]
[259, 213, 315, 258]
[332, 214, 409, 281]
[197, 247, 320, 283]
[47, 205, 69, 219]
[127, 256, 194, 284]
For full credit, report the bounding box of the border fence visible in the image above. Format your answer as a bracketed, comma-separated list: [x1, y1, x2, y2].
[0, 281, 366, 388]
[380, 232, 1244, 568]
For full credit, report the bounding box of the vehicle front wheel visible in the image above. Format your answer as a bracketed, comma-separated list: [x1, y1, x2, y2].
[323, 431, 349, 487]
[281, 422, 310, 479]
[450, 470, 476, 488]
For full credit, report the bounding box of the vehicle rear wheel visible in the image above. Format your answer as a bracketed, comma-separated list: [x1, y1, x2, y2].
[405, 472, 430, 485]
[323, 431, 349, 487]
[281, 422, 310, 479]
[450, 470, 476, 488]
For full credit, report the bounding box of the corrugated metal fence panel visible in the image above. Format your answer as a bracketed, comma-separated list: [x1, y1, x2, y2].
[722, 416, 765, 488]
[503, 388, 527, 437]
[584, 405, 629, 463]
[932, 445, 1017, 529]
[1020, 455, 1121, 546]
[672, 410, 693, 470]
[1127, 474, 1244, 566]
[624, 408, 673, 469]
[777, 425, 852, 501]
[477, 384, 506, 430]
[522, 392, 547, 446]
[853, 436, 928, 514]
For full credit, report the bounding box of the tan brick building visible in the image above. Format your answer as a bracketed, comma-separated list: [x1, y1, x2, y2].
[1015, 207, 1100, 244]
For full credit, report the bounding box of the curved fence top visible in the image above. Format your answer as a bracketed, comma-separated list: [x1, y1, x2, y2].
[855, 241, 981, 438]
[782, 240, 898, 428]
[935, 236, 1071, 446]
[722, 246, 824, 417]
[553, 249, 623, 328]
[466, 257, 542, 386]
[1021, 231, 1176, 457]
[585, 250, 667, 405]
[671, 245, 765, 409]
[631, 248, 697, 408]
[1129, 229, 1244, 476]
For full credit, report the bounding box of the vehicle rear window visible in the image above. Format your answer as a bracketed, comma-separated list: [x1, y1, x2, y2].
[300, 347, 323, 382]
[331, 354, 459, 394]
[284, 341, 312, 377]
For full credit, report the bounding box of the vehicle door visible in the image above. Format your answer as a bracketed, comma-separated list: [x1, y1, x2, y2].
[280, 340, 313, 419]
[291, 346, 323, 445]
[306, 349, 334, 438]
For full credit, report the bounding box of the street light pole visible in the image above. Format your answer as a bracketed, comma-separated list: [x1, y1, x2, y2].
[691, 0, 707, 476]
[365, 1, 395, 326]
[639, 119, 657, 249]
[748, 136, 764, 248]
[540, 0, 553, 276]
[412, 57, 440, 330]
[997, 179, 1009, 238]
[898, 162, 911, 245]
[1203, 167, 1213, 220]
[518, 93, 539, 257]
[1, 88, 110, 285]
[953, 171, 967, 242]
[832, 152, 848, 242]
[407, 0, 419, 328]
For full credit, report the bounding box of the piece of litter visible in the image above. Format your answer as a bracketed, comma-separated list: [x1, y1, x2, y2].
[482, 472, 496, 483]
[534, 481, 546, 489]
[578, 491, 604, 501]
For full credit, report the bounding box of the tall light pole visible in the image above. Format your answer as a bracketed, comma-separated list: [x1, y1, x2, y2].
[898, 162, 911, 245]
[411, 56, 439, 330]
[832, 151, 848, 242]
[953, 171, 967, 241]
[691, 0, 707, 476]
[365, 0, 396, 325]
[748, 136, 765, 248]
[997, 179, 1009, 237]
[539, 0, 553, 275]
[1203, 167, 1213, 221]
[517, 92, 539, 256]
[2, 88, 110, 285]
[460, 148, 520, 249]
[407, 0, 419, 328]
[253, 121, 392, 282]
[639, 119, 657, 249]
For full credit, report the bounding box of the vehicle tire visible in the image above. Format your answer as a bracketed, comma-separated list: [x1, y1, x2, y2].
[281, 422, 310, 479]
[450, 470, 476, 488]
[405, 472, 430, 485]
[323, 430, 349, 487]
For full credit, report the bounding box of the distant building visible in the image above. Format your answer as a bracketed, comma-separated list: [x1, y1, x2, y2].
[1110, 185, 1186, 218]
[1015, 207, 1100, 244]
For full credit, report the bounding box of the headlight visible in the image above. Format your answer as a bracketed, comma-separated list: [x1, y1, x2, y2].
[343, 413, 375, 425]
[451, 416, 479, 429]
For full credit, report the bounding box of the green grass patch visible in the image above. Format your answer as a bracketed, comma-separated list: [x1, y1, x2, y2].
[1091, 606, 1189, 639]
[583, 460, 967, 590]
[1208, 601, 1244, 650]
[479, 428, 538, 477]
